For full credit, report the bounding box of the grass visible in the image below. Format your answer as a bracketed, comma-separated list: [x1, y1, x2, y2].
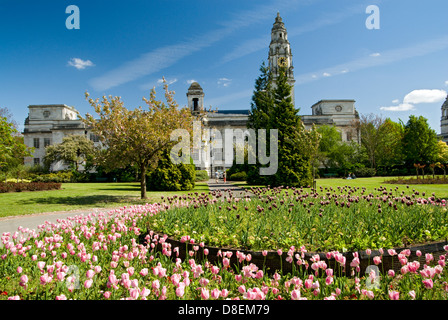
[0, 182, 209, 218]
[233, 176, 448, 199]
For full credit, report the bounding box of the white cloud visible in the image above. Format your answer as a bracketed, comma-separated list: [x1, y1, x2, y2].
[445, 80, 448, 86]
[157, 78, 177, 85]
[68, 58, 94, 70]
[370, 52, 381, 57]
[186, 79, 197, 85]
[403, 89, 447, 104]
[217, 78, 232, 87]
[322, 72, 331, 77]
[296, 35, 448, 85]
[380, 89, 447, 112]
[380, 103, 415, 112]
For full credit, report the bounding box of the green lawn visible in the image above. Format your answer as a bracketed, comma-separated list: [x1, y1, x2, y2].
[0, 182, 209, 218]
[233, 176, 448, 199]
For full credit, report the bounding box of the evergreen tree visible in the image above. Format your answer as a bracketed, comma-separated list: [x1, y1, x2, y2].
[268, 66, 312, 187]
[247, 62, 274, 185]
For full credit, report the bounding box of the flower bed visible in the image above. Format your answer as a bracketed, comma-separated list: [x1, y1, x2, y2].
[148, 186, 448, 253]
[0, 185, 447, 300]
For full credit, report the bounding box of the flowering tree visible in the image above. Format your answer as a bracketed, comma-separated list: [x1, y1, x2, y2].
[82, 81, 196, 199]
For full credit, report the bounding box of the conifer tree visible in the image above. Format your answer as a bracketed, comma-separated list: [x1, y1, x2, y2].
[268, 66, 312, 187]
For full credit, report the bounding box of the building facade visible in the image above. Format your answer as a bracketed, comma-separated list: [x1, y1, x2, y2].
[440, 95, 448, 143]
[22, 104, 99, 171]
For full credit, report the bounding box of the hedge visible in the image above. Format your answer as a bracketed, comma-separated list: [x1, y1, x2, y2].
[0, 182, 62, 193]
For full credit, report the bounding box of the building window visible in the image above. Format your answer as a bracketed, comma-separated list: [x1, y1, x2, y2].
[34, 158, 40, 165]
[43, 111, 50, 118]
[33, 138, 40, 149]
[44, 138, 51, 147]
[90, 134, 100, 143]
[346, 132, 352, 141]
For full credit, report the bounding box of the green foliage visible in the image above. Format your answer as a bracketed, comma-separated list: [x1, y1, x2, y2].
[247, 63, 312, 187]
[147, 150, 195, 191]
[0, 116, 32, 173]
[82, 80, 197, 199]
[195, 170, 209, 182]
[403, 115, 439, 166]
[353, 167, 376, 177]
[30, 171, 74, 183]
[44, 135, 97, 172]
[0, 182, 61, 193]
[229, 171, 247, 181]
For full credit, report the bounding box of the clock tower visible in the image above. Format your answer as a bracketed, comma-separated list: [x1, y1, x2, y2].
[268, 12, 295, 105]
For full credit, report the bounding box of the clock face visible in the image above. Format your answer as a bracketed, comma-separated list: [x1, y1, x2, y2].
[277, 57, 288, 67]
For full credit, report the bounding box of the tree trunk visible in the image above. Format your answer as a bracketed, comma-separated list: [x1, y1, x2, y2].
[140, 164, 147, 199]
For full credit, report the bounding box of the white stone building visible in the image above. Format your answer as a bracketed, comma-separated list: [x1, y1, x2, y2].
[22, 104, 99, 171]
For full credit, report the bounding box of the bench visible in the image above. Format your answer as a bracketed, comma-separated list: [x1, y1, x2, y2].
[323, 173, 338, 178]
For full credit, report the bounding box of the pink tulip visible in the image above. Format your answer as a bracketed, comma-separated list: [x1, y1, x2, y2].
[16, 266, 22, 274]
[86, 269, 95, 279]
[277, 249, 282, 256]
[140, 287, 151, 299]
[388, 269, 395, 277]
[389, 290, 400, 300]
[55, 294, 67, 300]
[103, 291, 111, 299]
[37, 261, 45, 270]
[211, 288, 220, 299]
[200, 287, 210, 300]
[176, 284, 185, 298]
[422, 279, 434, 289]
[221, 289, 229, 298]
[19, 275, 28, 287]
[262, 250, 268, 257]
[291, 289, 301, 300]
[373, 256, 381, 265]
[409, 290, 416, 300]
[84, 279, 93, 289]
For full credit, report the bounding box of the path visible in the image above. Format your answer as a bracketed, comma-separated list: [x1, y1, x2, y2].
[206, 179, 253, 199]
[0, 181, 253, 244]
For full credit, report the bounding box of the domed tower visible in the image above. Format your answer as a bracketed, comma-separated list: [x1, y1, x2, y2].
[441, 95, 448, 143]
[186, 82, 205, 115]
[268, 12, 295, 105]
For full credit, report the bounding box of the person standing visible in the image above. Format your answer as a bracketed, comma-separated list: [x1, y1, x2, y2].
[215, 171, 219, 183]
[223, 171, 226, 184]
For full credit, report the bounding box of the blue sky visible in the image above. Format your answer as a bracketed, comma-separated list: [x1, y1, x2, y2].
[1, 0, 447, 134]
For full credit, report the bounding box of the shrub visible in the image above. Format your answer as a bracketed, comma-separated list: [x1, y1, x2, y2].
[229, 171, 247, 181]
[0, 182, 61, 193]
[31, 171, 73, 183]
[147, 150, 195, 191]
[353, 167, 376, 177]
[195, 170, 209, 182]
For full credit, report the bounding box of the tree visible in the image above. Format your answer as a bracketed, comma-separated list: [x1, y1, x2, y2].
[82, 81, 196, 199]
[376, 118, 404, 168]
[358, 114, 404, 169]
[44, 135, 96, 172]
[247, 61, 274, 185]
[0, 116, 32, 179]
[402, 115, 439, 166]
[268, 66, 312, 187]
